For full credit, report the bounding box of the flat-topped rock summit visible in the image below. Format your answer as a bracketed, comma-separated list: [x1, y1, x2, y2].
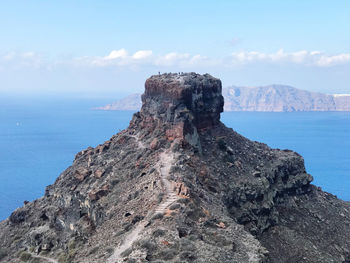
[142, 73, 223, 129]
[1, 73, 350, 263]
[132, 73, 224, 152]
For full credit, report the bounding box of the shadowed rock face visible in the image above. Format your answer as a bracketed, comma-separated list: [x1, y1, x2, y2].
[1, 73, 350, 263]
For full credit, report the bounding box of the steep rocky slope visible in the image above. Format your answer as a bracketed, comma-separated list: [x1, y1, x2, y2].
[1, 73, 350, 263]
[333, 94, 350, 111]
[97, 85, 350, 112]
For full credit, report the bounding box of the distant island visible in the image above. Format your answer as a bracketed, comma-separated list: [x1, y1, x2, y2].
[96, 85, 350, 112]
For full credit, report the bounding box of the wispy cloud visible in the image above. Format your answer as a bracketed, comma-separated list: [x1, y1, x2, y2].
[104, 49, 128, 60]
[75, 49, 215, 68]
[230, 49, 350, 67]
[316, 53, 350, 67]
[1, 51, 44, 69]
[79, 48, 350, 68]
[2, 49, 350, 70]
[132, 50, 152, 59]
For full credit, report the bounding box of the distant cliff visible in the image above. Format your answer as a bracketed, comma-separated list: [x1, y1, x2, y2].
[97, 85, 350, 112]
[95, 93, 142, 111]
[333, 94, 350, 111]
[224, 85, 350, 112]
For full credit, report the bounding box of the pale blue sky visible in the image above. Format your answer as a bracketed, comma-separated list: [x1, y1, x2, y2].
[1, 0, 349, 98]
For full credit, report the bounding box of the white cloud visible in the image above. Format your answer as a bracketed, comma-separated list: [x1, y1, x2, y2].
[132, 50, 152, 59]
[155, 52, 191, 66]
[230, 49, 350, 67]
[2, 49, 350, 72]
[104, 49, 128, 60]
[316, 53, 350, 67]
[0, 51, 44, 69]
[22, 52, 36, 58]
[75, 49, 350, 68]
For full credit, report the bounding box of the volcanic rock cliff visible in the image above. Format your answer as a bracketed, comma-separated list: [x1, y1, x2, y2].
[1, 73, 350, 263]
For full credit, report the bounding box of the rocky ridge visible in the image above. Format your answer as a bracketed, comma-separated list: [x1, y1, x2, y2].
[1, 72, 350, 263]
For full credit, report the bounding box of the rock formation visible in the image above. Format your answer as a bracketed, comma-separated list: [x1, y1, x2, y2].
[1, 72, 350, 263]
[333, 94, 350, 111]
[97, 85, 350, 112]
[96, 94, 142, 111]
[223, 85, 337, 112]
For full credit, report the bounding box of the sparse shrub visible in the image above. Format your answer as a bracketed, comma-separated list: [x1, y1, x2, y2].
[39, 250, 49, 256]
[58, 249, 76, 263]
[105, 247, 114, 255]
[138, 239, 157, 251]
[169, 203, 180, 210]
[180, 251, 197, 261]
[68, 239, 76, 250]
[114, 229, 125, 237]
[216, 137, 226, 150]
[58, 252, 68, 263]
[19, 251, 32, 261]
[0, 248, 8, 260]
[151, 213, 164, 221]
[88, 246, 99, 255]
[31, 258, 41, 263]
[188, 234, 198, 241]
[177, 198, 189, 204]
[68, 249, 77, 261]
[180, 238, 195, 250]
[132, 215, 144, 224]
[111, 179, 120, 186]
[123, 223, 133, 231]
[120, 247, 133, 257]
[152, 229, 166, 237]
[157, 248, 177, 260]
[186, 207, 205, 221]
[13, 234, 23, 242]
[157, 193, 165, 203]
[203, 219, 218, 228]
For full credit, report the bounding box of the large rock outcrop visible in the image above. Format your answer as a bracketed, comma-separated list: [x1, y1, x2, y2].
[1, 73, 350, 263]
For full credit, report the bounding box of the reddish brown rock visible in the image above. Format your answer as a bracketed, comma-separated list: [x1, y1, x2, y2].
[130, 73, 224, 152]
[175, 182, 189, 198]
[73, 167, 91, 181]
[150, 138, 159, 150]
[94, 169, 105, 178]
[165, 123, 184, 142]
[88, 185, 109, 201]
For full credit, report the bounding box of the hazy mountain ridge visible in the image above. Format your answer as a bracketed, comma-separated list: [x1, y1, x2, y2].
[97, 85, 350, 112]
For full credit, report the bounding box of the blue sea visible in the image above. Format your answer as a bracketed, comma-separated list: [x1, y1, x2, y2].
[0, 98, 349, 221]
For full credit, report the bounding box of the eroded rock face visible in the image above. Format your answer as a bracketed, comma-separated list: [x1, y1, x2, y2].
[132, 73, 224, 151]
[143, 73, 223, 128]
[1, 73, 350, 263]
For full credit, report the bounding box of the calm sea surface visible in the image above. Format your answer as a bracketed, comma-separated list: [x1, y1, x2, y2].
[0, 98, 349, 220]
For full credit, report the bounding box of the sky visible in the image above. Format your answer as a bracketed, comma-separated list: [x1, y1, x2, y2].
[0, 0, 350, 98]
